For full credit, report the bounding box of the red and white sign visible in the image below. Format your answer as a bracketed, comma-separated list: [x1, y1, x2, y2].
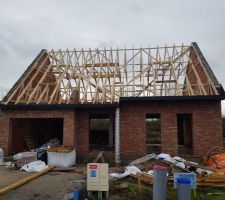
[90, 164, 98, 169]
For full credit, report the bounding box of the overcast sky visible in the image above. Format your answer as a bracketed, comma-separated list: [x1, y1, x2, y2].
[0, 0, 225, 111]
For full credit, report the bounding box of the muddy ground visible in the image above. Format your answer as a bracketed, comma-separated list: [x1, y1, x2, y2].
[0, 166, 85, 200]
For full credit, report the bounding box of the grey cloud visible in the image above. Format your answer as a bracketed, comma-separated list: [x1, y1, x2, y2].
[0, 0, 225, 108]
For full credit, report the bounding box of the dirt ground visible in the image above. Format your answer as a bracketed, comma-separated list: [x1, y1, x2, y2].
[2, 165, 225, 200]
[0, 166, 86, 200]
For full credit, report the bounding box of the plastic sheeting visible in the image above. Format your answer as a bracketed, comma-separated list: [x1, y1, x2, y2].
[109, 166, 141, 178]
[20, 160, 48, 172]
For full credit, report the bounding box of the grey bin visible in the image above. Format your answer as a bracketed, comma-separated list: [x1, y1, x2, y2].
[177, 178, 191, 200]
[153, 165, 167, 200]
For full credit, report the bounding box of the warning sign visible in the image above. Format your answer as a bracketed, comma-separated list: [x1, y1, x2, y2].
[90, 164, 98, 169]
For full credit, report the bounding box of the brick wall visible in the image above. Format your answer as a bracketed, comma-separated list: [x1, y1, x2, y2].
[77, 110, 89, 156]
[0, 112, 10, 155]
[0, 110, 76, 156]
[0, 100, 223, 160]
[120, 100, 223, 159]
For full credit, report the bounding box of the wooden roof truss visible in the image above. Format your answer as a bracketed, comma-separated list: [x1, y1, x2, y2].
[3, 44, 220, 104]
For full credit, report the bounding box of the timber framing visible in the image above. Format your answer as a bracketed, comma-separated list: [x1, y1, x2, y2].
[2, 42, 223, 105]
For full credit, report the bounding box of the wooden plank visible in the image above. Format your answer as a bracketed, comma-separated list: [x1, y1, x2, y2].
[93, 151, 104, 163]
[129, 153, 156, 166]
[85, 62, 119, 67]
[0, 166, 55, 195]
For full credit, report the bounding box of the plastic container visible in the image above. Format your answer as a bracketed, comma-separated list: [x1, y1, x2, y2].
[47, 149, 76, 168]
[0, 148, 4, 158]
[153, 165, 167, 200]
[177, 178, 191, 200]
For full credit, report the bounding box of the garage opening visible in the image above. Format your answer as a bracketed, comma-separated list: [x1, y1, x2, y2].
[89, 114, 114, 150]
[146, 114, 161, 154]
[177, 114, 193, 155]
[11, 118, 63, 154]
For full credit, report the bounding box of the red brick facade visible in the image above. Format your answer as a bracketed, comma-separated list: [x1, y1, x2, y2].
[0, 100, 223, 160]
[120, 100, 223, 159]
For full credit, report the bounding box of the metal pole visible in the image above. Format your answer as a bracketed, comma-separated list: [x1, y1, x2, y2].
[115, 108, 120, 164]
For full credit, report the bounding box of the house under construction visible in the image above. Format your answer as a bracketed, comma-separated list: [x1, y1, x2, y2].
[0, 42, 224, 162]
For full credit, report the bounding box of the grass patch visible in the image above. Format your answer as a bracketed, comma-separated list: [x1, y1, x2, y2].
[109, 180, 225, 200]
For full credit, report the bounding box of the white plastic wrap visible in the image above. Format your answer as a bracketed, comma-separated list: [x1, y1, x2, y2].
[20, 160, 48, 172]
[47, 150, 76, 168]
[109, 166, 141, 178]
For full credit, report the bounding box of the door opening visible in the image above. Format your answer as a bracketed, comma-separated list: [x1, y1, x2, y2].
[177, 114, 193, 155]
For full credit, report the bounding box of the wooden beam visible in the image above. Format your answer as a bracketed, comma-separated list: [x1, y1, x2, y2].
[0, 166, 55, 196]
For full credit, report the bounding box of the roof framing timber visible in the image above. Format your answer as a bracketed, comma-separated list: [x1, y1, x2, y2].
[2, 43, 221, 105]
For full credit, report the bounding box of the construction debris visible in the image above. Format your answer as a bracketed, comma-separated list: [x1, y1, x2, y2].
[110, 166, 142, 179]
[109, 151, 225, 191]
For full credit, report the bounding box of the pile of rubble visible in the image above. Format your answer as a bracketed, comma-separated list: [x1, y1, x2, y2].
[0, 138, 76, 172]
[109, 149, 225, 188]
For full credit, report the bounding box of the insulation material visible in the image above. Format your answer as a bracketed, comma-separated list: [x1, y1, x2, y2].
[205, 153, 225, 169]
[47, 149, 76, 168]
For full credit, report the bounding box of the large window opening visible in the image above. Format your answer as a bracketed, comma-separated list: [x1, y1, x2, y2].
[177, 114, 193, 155]
[146, 114, 161, 154]
[11, 118, 63, 154]
[89, 114, 114, 150]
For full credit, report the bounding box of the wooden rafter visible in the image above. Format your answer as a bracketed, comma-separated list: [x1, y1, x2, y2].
[2, 44, 221, 105]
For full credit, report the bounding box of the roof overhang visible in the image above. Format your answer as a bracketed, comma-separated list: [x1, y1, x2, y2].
[0, 103, 119, 110]
[120, 94, 225, 103]
[0, 94, 224, 110]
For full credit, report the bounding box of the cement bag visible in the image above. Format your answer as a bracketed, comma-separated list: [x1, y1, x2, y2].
[205, 153, 225, 169]
[47, 150, 76, 168]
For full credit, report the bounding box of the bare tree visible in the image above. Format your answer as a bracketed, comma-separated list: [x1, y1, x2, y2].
[0, 87, 8, 101]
